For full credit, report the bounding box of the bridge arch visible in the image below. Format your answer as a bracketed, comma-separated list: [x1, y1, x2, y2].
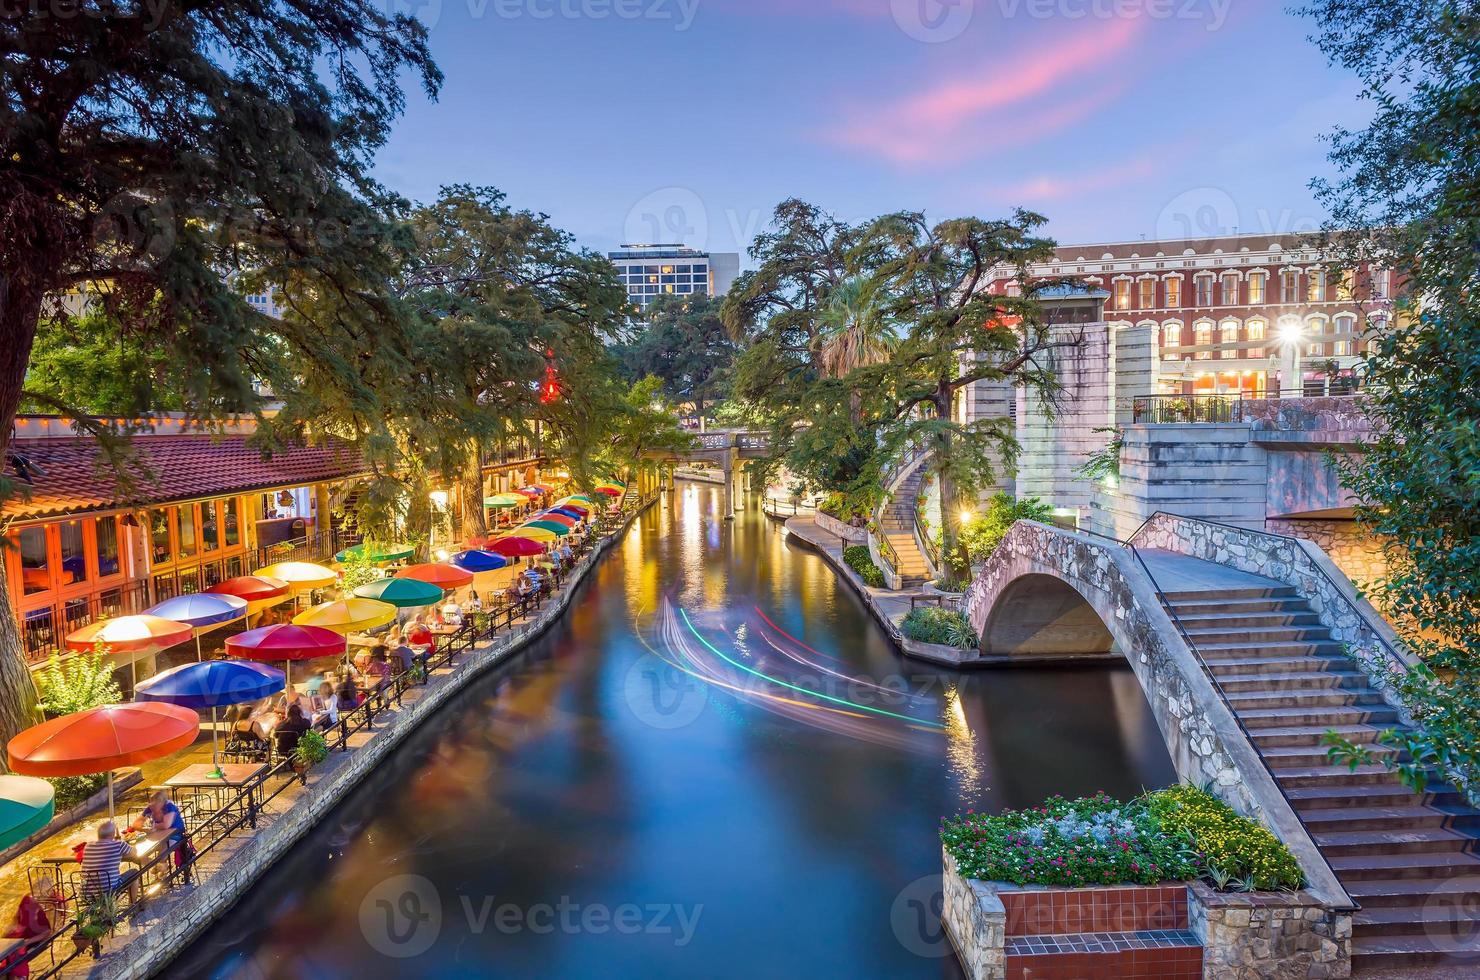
[981, 573, 1117, 658]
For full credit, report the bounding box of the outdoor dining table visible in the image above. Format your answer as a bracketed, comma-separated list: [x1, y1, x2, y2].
[164, 763, 267, 829]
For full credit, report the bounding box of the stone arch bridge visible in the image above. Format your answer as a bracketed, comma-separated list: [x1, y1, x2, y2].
[643, 429, 770, 516]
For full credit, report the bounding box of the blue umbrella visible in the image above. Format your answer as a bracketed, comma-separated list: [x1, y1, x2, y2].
[547, 507, 585, 522]
[135, 659, 285, 776]
[145, 593, 249, 661]
[448, 549, 508, 573]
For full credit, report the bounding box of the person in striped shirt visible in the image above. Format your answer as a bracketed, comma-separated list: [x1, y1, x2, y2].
[80, 821, 138, 902]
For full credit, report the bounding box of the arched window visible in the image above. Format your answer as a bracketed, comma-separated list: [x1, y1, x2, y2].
[1221, 273, 1240, 306]
[1161, 321, 1183, 359]
[1281, 268, 1300, 303]
[1194, 319, 1214, 359]
[1305, 316, 1328, 356]
[1246, 318, 1267, 358]
[1333, 314, 1356, 356]
[1219, 319, 1239, 358]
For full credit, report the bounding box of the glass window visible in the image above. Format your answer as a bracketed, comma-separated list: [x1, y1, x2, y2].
[1371, 269, 1388, 299]
[1113, 280, 1130, 309]
[202, 500, 219, 552]
[59, 520, 87, 585]
[18, 527, 48, 596]
[1307, 270, 1324, 302]
[1220, 320, 1239, 357]
[223, 498, 240, 547]
[1337, 270, 1354, 300]
[95, 516, 120, 577]
[1161, 323, 1182, 359]
[1195, 276, 1213, 306]
[1165, 277, 1181, 307]
[1222, 274, 1239, 306]
[177, 505, 197, 560]
[1281, 269, 1299, 302]
[1246, 319, 1266, 358]
[692, 284, 708, 295]
[150, 510, 171, 565]
[1195, 321, 1214, 359]
[1138, 279, 1155, 309]
[1247, 272, 1265, 304]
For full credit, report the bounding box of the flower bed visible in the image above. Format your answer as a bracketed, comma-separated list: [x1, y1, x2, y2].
[901, 607, 977, 649]
[941, 786, 1302, 892]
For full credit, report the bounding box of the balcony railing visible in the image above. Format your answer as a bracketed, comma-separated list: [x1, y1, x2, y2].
[1132, 394, 1246, 424]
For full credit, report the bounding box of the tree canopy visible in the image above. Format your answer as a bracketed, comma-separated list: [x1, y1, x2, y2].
[615, 294, 739, 421]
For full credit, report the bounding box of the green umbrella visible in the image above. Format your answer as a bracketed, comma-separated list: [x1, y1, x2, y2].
[0, 774, 54, 850]
[523, 520, 571, 537]
[485, 493, 526, 509]
[352, 577, 445, 608]
[335, 542, 416, 563]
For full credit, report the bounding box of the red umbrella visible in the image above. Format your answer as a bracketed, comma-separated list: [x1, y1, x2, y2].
[487, 536, 546, 558]
[514, 487, 544, 498]
[9, 703, 200, 819]
[395, 563, 475, 590]
[206, 575, 291, 603]
[226, 625, 344, 662]
[536, 513, 578, 528]
[593, 486, 622, 497]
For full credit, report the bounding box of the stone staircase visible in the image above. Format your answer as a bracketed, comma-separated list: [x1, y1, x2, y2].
[1157, 574, 1480, 973]
[878, 464, 931, 587]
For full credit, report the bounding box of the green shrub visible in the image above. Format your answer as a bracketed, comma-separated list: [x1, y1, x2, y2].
[901, 607, 978, 649]
[842, 545, 885, 588]
[959, 493, 1054, 565]
[941, 785, 1303, 892]
[35, 643, 121, 717]
[1144, 784, 1304, 891]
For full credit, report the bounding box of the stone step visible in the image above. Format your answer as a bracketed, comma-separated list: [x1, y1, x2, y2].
[1273, 763, 1423, 789]
[1214, 670, 1372, 692]
[1164, 596, 1312, 616]
[1262, 743, 1404, 769]
[1222, 688, 1387, 711]
[1247, 723, 1390, 749]
[1161, 585, 1298, 602]
[1353, 902, 1480, 938]
[1298, 804, 1480, 834]
[1311, 826, 1480, 856]
[1285, 783, 1467, 812]
[1200, 643, 1347, 663]
[1345, 875, 1480, 908]
[1181, 625, 1333, 646]
[1174, 612, 1324, 630]
[1329, 849, 1480, 881]
[1236, 705, 1402, 729]
[1352, 935, 1480, 970]
[1207, 655, 1353, 677]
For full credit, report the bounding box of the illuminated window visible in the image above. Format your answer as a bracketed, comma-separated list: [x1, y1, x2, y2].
[1194, 320, 1214, 359]
[177, 505, 196, 561]
[1337, 270, 1354, 300]
[1247, 272, 1265, 304]
[1161, 322, 1182, 358]
[1307, 270, 1324, 302]
[59, 521, 87, 585]
[1371, 269, 1389, 299]
[95, 516, 121, 577]
[202, 500, 219, 552]
[150, 510, 171, 565]
[1219, 319, 1239, 357]
[1281, 269, 1299, 303]
[1138, 279, 1155, 309]
[19, 527, 48, 596]
[1246, 318, 1266, 358]
[1113, 280, 1131, 309]
[1165, 277, 1181, 307]
[1222, 274, 1239, 306]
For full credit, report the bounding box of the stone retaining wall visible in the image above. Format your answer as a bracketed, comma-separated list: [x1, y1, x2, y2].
[814, 510, 867, 544]
[1188, 882, 1350, 979]
[95, 500, 657, 980]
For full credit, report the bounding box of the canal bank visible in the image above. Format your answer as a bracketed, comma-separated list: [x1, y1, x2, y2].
[169, 481, 1177, 979]
[84, 494, 660, 980]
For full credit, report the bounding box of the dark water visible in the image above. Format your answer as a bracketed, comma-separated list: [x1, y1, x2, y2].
[175, 482, 1175, 979]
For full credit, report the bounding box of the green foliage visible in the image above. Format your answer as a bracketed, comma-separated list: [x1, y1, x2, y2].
[818, 493, 869, 525]
[1299, 0, 1480, 799]
[50, 774, 107, 813]
[958, 493, 1054, 566]
[76, 890, 122, 940]
[1144, 785, 1304, 891]
[842, 545, 885, 588]
[294, 729, 330, 769]
[35, 645, 121, 717]
[942, 786, 1303, 891]
[901, 607, 978, 649]
[21, 311, 185, 416]
[1077, 426, 1124, 484]
[614, 294, 739, 419]
[336, 547, 385, 596]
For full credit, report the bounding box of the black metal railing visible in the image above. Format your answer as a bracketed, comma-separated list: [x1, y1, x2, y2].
[1132, 394, 1246, 424]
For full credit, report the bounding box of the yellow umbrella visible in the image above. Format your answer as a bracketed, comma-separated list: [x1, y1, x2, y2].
[509, 526, 559, 543]
[292, 598, 396, 634]
[254, 561, 338, 593]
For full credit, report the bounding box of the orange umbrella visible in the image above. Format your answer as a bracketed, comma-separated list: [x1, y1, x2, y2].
[395, 563, 474, 590]
[65, 615, 192, 656]
[8, 703, 200, 819]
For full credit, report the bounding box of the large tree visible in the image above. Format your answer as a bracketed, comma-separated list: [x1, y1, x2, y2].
[0, 1, 440, 743]
[616, 293, 739, 422]
[1302, 1, 1480, 791]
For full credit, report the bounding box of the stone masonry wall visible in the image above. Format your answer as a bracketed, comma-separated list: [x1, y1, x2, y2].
[942, 847, 1007, 980]
[1264, 518, 1387, 591]
[1188, 882, 1351, 980]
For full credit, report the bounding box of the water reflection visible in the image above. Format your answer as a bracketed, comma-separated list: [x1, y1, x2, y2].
[177, 483, 1175, 979]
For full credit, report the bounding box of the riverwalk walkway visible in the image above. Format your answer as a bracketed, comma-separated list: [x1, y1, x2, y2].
[0, 495, 657, 980]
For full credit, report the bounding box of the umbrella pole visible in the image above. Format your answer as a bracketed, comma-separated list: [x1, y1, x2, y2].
[210, 706, 223, 779]
[107, 770, 115, 823]
[195, 632, 203, 662]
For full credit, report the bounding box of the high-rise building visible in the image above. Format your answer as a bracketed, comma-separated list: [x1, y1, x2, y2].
[608, 244, 740, 312]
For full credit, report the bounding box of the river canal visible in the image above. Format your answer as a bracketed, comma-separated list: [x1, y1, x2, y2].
[175, 481, 1176, 978]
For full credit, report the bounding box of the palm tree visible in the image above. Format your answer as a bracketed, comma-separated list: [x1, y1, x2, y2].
[814, 278, 897, 379]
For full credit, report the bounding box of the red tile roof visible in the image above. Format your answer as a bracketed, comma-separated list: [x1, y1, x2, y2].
[3, 433, 368, 522]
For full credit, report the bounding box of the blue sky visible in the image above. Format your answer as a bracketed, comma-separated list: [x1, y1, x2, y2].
[373, 0, 1370, 263]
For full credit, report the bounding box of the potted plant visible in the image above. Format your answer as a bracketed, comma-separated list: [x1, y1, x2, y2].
[292, 729, 329, 778]
[73, 891, 120, 957]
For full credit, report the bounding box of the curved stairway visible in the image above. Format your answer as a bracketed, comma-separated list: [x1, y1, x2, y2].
[878, 463, 932, 587]
[1146, 554, 1480, 973]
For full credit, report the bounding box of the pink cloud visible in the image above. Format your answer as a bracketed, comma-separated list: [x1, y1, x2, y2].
[983, 153, 1162, 203]
[823, 16, 1146, 166]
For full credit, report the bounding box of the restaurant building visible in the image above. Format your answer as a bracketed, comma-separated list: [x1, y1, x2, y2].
[2, 415, 545, 671]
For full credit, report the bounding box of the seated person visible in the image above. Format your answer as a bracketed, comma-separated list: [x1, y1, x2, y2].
[406, 615, 436, 653]
[335, 671, 362, 712]
[352, 648, 373, 674]
[274, 703, 311, 759]
[275, 686, 310, 718]
[463, 590, 482, 614]
[310, 680, 339, 729]
[80, 821, 138, 902]
[387, 635, 415, 674]
[440, 597, 464, 628]
[364, 649, 393, 690]
[2, 878, 59, 978]
[129, 790, 186, 850]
